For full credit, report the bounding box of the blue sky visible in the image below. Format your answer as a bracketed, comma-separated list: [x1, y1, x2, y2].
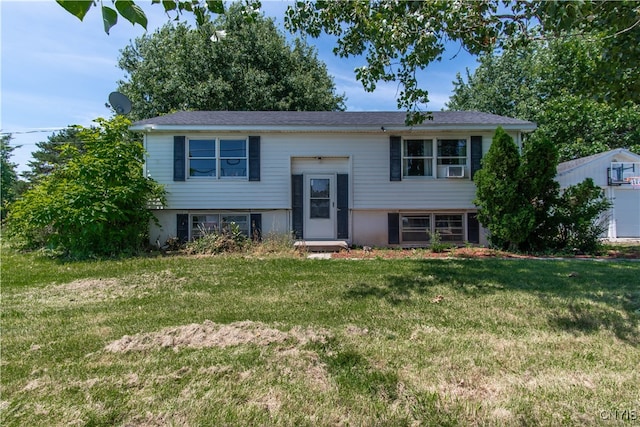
[1, 0, 478, 174]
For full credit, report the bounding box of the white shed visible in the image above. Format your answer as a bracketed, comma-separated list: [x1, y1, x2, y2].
[556, 149, 640, 239]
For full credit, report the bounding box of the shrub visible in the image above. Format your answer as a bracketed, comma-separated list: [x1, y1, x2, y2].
[252, 232, 296, 255]
[429, 231, 451, 253]
[184, 223, 250, 255]
[553, 179, 611, 253]
[5, 117, 165, 258]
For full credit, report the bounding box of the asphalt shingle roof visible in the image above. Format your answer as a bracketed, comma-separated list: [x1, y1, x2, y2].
[131, 110, 536, 129]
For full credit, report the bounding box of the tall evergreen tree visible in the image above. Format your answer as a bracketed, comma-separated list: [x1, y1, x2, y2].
[475, 128, 611, 253]
[1, 135, 20, 220]
[519, 133, 561, 251]
[22, 127, 86, 184]
[473, 127, 534, 250]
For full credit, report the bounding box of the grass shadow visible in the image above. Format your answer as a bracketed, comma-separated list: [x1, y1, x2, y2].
[344, 259, 640, 346]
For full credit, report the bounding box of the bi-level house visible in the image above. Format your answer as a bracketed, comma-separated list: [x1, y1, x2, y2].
[131, 111, 536, 247]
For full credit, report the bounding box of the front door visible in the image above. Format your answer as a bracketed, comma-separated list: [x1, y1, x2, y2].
[305, 174, 336, 239]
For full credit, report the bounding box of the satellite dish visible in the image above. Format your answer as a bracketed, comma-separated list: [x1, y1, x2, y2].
[107, 92, 132, 115]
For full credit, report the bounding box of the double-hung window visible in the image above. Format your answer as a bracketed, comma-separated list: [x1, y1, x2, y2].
[434, 214, 464, 242]
[403, 139, 433, 177]
[189, 139, 216, 177]
[401, 215, 431, 242]
[400, 213, 465, 243]
[437, 139, 467, 165]
[188, 138, 247, 179]
[220, 139, 247, 177]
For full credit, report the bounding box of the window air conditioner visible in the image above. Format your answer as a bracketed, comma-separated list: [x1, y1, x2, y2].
[446, 165, 465, 178]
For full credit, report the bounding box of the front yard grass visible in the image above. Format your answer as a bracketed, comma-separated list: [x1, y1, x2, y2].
[1, 249, 639, 425]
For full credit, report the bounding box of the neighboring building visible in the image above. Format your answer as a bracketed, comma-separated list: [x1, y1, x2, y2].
[557, 148, 640, 240]
[131, 111, 536, 247]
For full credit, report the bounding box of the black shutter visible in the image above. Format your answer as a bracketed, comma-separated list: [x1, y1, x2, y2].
[250, 213, 262, 241]
[174, 136, 186, 181]
[248, 136, 260, 181]
[291, 174, 304, 239]
[467, 213, 480, 244]
[470, 136, 483, 180]
[390, 136, 402, 181]
[388, 213, 400, 244]
[337, 174, 349, 239]
[177, 213, 189, 243]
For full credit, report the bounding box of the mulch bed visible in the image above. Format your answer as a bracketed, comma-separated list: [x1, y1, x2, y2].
[331, 246, 640, 260]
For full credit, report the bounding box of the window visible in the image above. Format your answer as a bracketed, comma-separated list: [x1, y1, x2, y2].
[191, 213, 249, 239]
[188, 138, 247, 178]
[403, 139, 433, 177]
[434, 214, 464, 242]
[189, 139, 216, 177]
[191, 214, 220, 238]
[221, 215, 249, 235]
[437, 139, 467, 165]
[220, 139, 247, 177]
[309, 178, 331, 219]
[401, 215, 431, 242]
[399, 213, 465, 243]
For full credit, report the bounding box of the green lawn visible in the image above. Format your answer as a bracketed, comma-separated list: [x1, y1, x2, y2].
[1, 249, 639, 426]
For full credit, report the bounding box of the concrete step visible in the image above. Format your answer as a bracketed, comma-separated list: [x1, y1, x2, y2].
[294, 240, 349, 252]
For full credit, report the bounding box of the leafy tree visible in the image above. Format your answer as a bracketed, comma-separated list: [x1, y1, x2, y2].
[1, 135, 20, 220]
[473, 127, 534, 250]
[285, 0, 640, 123]
[117, 5, 345, 120]
[5, 116, 165, 257]
[448, 37, 640, 160]
[536, 96, 640, 161]
[57, 1, 640, 123]
[447, 47, 542, 120]
[56, 0, 226, 34]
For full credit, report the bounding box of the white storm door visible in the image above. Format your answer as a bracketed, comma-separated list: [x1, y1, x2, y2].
[305, 174, 336, 239]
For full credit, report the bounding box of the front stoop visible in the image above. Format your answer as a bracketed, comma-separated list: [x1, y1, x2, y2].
[294, 240, 349, 253]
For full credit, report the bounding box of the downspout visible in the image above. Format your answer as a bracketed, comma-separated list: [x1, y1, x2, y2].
[142, 124, 154, 178]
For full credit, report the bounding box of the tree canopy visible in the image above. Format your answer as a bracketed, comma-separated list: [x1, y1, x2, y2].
[448, 37, 640, 160]
[117, 5, 345, 120]
[285, 0, 640, 123]
[57, 1, 640, 123]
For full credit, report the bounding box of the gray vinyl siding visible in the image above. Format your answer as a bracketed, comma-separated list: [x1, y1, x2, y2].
[145, 134, 288, 209]
[144, 131, 506, 211]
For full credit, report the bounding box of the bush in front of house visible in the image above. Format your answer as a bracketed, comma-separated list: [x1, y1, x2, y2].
[5, 117, 166, 258]
[184, 223, 250, 255]
[474, 127, 610, 254]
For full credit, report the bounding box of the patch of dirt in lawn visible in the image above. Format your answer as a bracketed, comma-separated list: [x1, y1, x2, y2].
[104, 320, 330, 353]
[26, 270, 187, 306]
